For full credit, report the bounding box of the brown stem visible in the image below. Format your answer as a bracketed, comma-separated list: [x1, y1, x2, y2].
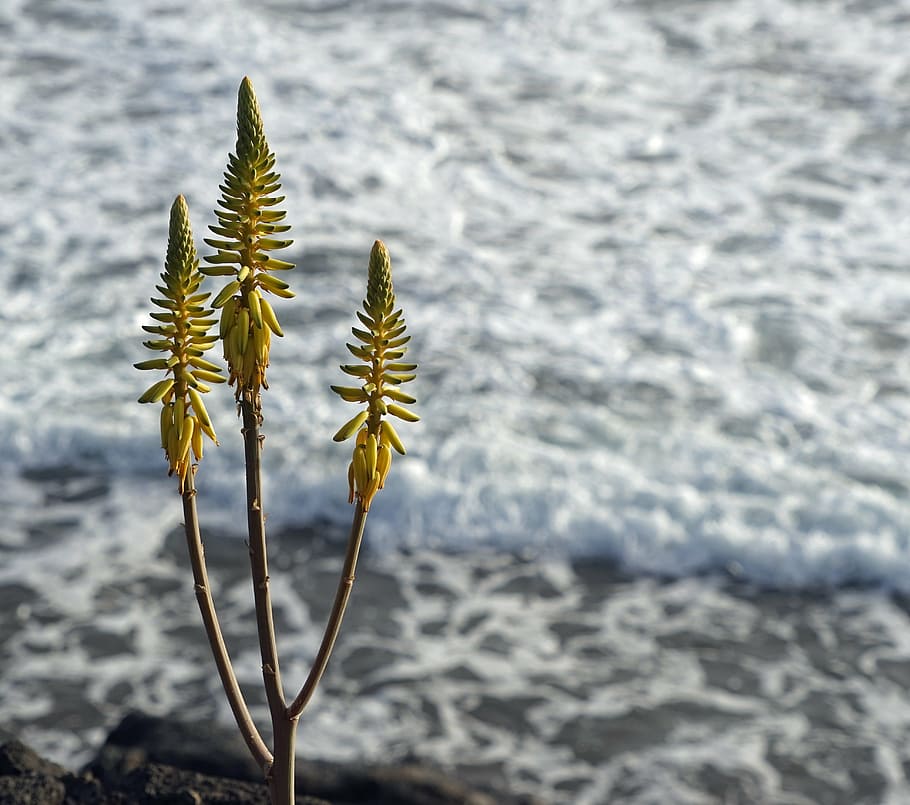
[268, 711, 299, 805]
[181, 470, 272, 772]
[288, 500, 368, 719]
[240, 391, 286, 721]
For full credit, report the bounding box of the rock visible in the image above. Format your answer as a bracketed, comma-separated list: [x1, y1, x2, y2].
[0, 739, 66, 778]
[0, 712, 544, 804]
[58, 772, 106, 805]
[90, 710, 263, 784]
[114, 762, 309, 804]
[0, 740, 327, 805]
[0, 772, 65, 804]
[92, 712, 543, 804]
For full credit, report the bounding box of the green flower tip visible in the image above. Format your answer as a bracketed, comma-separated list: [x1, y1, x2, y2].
[366, 239, 393, 318]
[172, 193, 188, 220]
[237, 76, 265, 159]
[165, 194, 198, 282]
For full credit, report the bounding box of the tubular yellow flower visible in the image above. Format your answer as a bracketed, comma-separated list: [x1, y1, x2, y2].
[331, 240, 418, 510]
[202, 77, 294, 398]
[136, 195, 225, 491]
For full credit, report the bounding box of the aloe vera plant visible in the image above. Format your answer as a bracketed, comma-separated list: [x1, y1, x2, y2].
[136, 77, 419, 805]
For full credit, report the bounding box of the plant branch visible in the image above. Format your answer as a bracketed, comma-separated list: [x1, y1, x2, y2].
[268, 712, 298, 805]
[241, 390, 287, 721]
[181, 470, 272, 771]
[288, 499, 368, 719]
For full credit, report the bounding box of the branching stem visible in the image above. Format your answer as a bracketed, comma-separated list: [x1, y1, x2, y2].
[181, 471, 272, 772]
[240, 390, 286, 720]
[289, 500, 369, 718]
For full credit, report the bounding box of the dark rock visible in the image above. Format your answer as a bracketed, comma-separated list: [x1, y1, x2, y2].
[89, 712, 544, 804]
[0, 712, 543, 805]
[116, 762, 274, 804]
[0, 739, 66, 777]
[0, 772, 65, 804]
[89, 711, 263, 784]
[60, 772, 106, 804]
[296, 760, 507, 805]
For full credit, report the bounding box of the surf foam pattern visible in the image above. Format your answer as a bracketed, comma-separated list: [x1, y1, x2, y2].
[5, 2, 910, 799]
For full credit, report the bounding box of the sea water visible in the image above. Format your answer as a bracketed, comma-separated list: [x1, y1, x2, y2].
[3, 0, 910, 802]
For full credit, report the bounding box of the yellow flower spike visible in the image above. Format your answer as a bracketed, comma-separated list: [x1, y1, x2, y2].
[331, 240, 419, 509]
[203, 77, 294, 398]
[137, 195, 225, 490]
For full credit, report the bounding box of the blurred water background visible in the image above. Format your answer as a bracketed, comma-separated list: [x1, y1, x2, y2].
[4, 0, 910, 802]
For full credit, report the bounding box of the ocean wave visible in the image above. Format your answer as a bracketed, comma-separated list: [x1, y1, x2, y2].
[3, 0, 910, 593]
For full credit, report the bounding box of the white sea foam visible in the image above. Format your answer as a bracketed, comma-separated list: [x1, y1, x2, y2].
[3, 0, 910, 591]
